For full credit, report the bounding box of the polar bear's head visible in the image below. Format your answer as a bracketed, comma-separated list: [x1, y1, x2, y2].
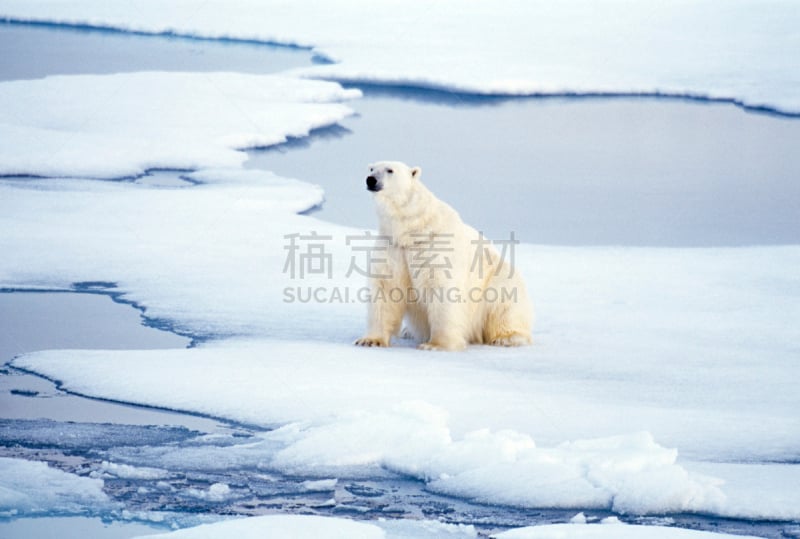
[365, 161, 422, 197]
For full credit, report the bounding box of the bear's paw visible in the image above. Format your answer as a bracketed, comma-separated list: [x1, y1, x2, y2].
[490, 333, 532, 347]
[418, 340, 466, 352]
[354, 336, 389, 347]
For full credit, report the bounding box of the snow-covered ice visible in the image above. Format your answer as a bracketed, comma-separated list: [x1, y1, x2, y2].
[493, 519, 763, 539]
[123, 513, 766, 539]
[1, 3, 799, 535]
[130, 514, 478, 539]
[267, 414, 726, 515]
[0, 71, 359, 178]
[131, 514, 384, 539]
[683, 462, 800, 522]
[3, 158, 800, 520]
[95, 461, 170, 481]
[0, 418, 198, 451]
[0, 457, 115, 517]
[1, 1, 799, 114]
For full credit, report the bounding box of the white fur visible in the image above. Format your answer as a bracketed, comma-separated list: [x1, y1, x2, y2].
[355, 161, 533, 351]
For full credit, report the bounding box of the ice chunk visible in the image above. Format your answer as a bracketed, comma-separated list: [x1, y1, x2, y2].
[63, 404, 708, 518]
[0, 457, 114, 517]
[96, 461, 169, 480]
[301, 479, 338, 492]
[0, 72, 359, 178]
[0, 419, 198, 452]
[267, 411, 724, 515]
[185, 483, 233, 503]
[376, 518, 477, 539]
[570, 513, 587, 524]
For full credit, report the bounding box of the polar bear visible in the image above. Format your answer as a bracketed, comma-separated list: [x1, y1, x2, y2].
[354, 161, 533, 351]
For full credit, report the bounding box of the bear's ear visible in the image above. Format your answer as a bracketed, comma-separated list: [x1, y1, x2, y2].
[411, 166, 422, 180]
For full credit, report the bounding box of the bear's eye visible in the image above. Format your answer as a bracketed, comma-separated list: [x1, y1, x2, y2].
[387, 168, 393, 174]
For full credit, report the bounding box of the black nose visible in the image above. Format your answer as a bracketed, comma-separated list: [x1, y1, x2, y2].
[366, 176, 377, 189]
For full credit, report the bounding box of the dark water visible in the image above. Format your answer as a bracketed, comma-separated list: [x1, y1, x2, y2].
[0, 517, 161, 539]
[0, 291, 231, 430]
[0, 21, 311, 82]
[0, 290, 189, 361]
[247, 89, 800, 247]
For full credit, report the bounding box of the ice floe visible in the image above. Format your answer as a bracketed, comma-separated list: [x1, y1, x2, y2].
[1, 3, 799, 528]
[131, 512, 760, 539]
[0, 457, 115, 517]
[0, 71, 359, 178]
[1, 1, 799, 114]
[493, 518, 762, 538]
[132, 514, 384, 539]
[3, 165, 800, 520]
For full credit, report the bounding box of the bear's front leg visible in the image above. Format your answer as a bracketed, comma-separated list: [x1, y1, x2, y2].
[355, 292, 404, 347]
[418, 297, 468, 351]
[354, 335, 390, 347]
[355, 273, 406, 348]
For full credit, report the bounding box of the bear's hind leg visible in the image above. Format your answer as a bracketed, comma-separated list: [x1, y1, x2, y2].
[483, 301, 532, 347]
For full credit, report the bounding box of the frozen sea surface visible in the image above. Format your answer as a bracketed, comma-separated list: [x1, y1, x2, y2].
[3, 293, 794, 537]
[2, 12, 800, 539]
[2, 1, 799, 114]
